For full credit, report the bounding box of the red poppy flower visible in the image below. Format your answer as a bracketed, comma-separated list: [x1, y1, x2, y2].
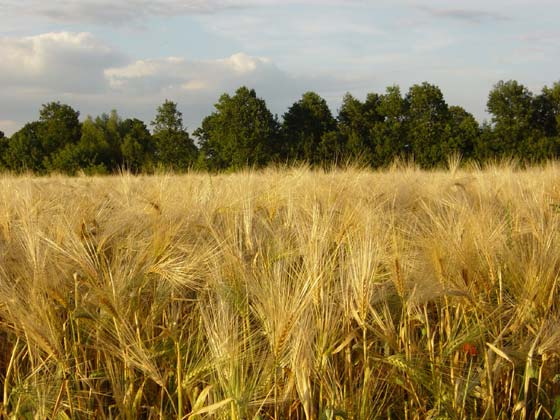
[462, 342, 477, 356]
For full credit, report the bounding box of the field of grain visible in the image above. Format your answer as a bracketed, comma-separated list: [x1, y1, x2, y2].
[0, 163, 559, 419]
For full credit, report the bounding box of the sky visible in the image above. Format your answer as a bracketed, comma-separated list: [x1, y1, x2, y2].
[1, 0, 559, 136]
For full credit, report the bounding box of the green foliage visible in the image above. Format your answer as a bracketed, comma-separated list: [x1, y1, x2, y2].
[487, 80, 536, 158]
[405, 82, 451, 167]
[38, 102, 81, 157]
[152, 100, 197, 170]
[195, 87, 278, 170]
[93, 110, 125, 167]
[3, 80, 560, 174]
[152, 100, 185, 133]
[533, 86, 558, 138]
[370, 86, 408, 167]
[48, 117, 112, 174]
[317, 130, 346, 166]
[121, 119, 155, 172]
[473, 121, 496, 162]
[2, 102, 82, 173]
[545, 82, 560, 134]
[2, 122, 44, 172]
[554, 394, 560, 420]
[337, 93, 382, 164]
[447, 106, 479, 160]
[0, 131, 5, 169]
[281, 91, 337, 164]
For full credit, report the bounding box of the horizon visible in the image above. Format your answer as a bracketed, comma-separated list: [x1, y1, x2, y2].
[1, 0, 559, 136]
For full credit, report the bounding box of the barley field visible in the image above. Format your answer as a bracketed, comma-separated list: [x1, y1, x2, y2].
[0, 162, 559, 419]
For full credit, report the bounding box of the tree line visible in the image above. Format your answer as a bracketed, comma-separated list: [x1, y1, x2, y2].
[1, 79, 559, 174]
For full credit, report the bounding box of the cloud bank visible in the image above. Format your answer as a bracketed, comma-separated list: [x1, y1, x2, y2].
[416, 6, 508, 22]
[1, 0, 363, 25]
[0, 32, 124, 93]
[1, 0, 247, 25]
[2, 1, 559, 136]
[0, 31, 324, 135]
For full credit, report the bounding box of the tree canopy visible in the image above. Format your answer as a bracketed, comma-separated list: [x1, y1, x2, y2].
[2, 80, 560, 174]
[195, 87, 279, 170]
[151, 100, 197, 170]
[281, 92, 337, 164]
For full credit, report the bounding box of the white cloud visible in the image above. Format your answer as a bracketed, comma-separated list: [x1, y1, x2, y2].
[3, 0, 560, 138]
[1, 0, 247, 25]
[104, 52, 279, 94]
[415, 6, 508, 22]
[0, 28, 509, 137]
[0, 121, 19, 136]
[0, 32, 124, 93]
[0, 32, 338, 135]
[197, 7, 385, 45]
[519, 30, 560, 47]
[222, 52, 269, 73]
[181, 80, 208, 91]
[1, 0, 365, 26]
[99, 51, 334, 130]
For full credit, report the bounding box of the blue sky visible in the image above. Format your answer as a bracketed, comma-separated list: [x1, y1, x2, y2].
[1, 0, 559, 135]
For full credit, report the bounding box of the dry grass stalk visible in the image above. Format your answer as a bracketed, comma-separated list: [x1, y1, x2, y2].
[0, 163, 558, 418]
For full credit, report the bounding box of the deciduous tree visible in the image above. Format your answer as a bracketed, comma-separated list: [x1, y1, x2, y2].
[38, 102, 81, 158]
[2, 122, 44, 172]
[405, 82, 450, 167]
[281, 92, 337, 164]
[121, 119, 155, 172]
[370, 86, 408, 167]
[151, 100, 197, 170]
[195, 87, 278, 170]
[487, 80, 535, 157]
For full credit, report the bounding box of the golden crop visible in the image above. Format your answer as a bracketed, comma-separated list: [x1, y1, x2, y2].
[0, 162, 559, 419]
